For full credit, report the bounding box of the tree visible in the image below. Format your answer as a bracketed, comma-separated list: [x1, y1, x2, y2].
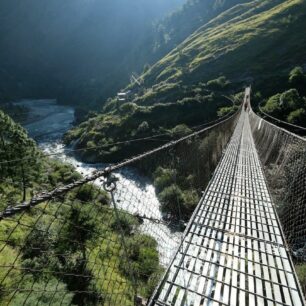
[158, 184, 184, 216]
[287, 108, 306, 126]
[280, 89, 304, 112]
[206, 76, 230, 91]
[170, 124, 192, 137]
[55, 203, 100, 305]
[261, 94, 282, 117]
[120, 234, 159, 281]
[289, 66, 306, 95]
[137, 121, 149, 134]
[0, 110, 40, 201]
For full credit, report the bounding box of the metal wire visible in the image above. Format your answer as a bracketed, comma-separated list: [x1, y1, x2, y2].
[0, 109, 240, 305]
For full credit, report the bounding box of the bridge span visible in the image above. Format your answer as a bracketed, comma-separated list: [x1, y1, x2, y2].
[149, 89, 305, 306]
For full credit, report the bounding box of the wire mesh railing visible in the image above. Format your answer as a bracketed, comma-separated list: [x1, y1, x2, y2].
[258, 102, 306, 136]
[0, 110, 240, 305]
[249, 110, 306, 295]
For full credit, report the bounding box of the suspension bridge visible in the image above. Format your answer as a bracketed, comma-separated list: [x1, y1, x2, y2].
[149, 89, 305, 306]
[0, 88, 305, 305]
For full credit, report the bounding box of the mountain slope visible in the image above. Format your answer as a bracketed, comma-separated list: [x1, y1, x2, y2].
[129, 0, 306, 106]
[151, 0, 252, 58]
[65, 0, 306, 163]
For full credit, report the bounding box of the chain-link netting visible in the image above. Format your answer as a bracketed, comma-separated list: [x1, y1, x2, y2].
[249, 110, 306, 295]
[0, 111, 240, 306]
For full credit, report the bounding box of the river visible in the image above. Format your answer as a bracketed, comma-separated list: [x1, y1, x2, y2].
[16, 99, 181, 266]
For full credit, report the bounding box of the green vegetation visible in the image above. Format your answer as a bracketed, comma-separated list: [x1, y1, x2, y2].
[134, 0, 306, 93]
[0, 111, 161, 305]
[261, 67, 306, 126]
[64, 78, 236, 163]
[65, 0, 306, 163]
[295, 264, 306, 297]
[0, 103, 30, 124]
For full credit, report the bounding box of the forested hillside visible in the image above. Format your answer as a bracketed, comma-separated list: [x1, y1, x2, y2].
[65, 0, 306, 163]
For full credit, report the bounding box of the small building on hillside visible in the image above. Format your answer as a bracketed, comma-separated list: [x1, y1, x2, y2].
[117, 90, 131, 102]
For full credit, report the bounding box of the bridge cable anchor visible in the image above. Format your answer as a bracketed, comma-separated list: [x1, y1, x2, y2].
[103, 173, 119, 192]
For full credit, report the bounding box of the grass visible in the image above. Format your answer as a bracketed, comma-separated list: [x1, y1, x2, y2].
[133, 0, 306, 90]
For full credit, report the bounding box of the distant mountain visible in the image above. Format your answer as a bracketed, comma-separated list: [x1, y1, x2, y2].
[0, 0, 185, 105]
[0, 0, 249, 107]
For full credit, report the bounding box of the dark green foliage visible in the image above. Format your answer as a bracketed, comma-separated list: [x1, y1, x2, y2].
[158, 184, 184, 216]
[111, 213, 140, 236]
[57, 203, 97, 255]
[153, 167, 177, 193]
[0, 110, 41, 201]
[280, 89, 304, 112]
[262, 93, 282, 116]
[287, 108, 306, 125]
[206, 76, 230, 91]
[61, 253, 101, 306]
[217, 106, 237, 117]
[260, 66, 306, 127]
[262, 88, 306, 127]
[75, 184, 96, 202]
[0, 103, 30, 124]
[48, 161, 82, 186]
[170, 124, 192, 137]
[157, 183, 199, 218]
[120, 234, 159, 281]
[289, 66, 306, 95]
[22, 225, 54, 260]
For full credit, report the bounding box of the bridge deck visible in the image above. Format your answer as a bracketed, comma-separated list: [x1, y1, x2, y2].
[150, 111, 305, 306]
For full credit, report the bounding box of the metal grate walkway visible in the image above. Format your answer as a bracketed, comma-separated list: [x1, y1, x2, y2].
[149, 107, 305, 305]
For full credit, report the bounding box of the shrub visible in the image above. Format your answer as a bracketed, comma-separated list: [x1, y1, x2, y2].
[182, 189, 200, 214]
[206, 76, 229, 91]
[289, 66, 306, 94]
[75, 184, 95, 202]
[120, 234, 159, 280]
[295, 264, 306, 298]
[170, 124, 192, 137]
[153, 167, 176, 193]
[137, 121, 149, 133]
[262, 93, 282, 116]
[287, 108, 306, 126]
[158, 184, 184, 216]
[217, 106, 234, 117]
[280, 89, 304, 112]
[111, 213, 139, 235]
[119, 102, 138, 114]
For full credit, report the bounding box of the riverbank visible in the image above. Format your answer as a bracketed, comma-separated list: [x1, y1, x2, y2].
[15, 98, 181, 267]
